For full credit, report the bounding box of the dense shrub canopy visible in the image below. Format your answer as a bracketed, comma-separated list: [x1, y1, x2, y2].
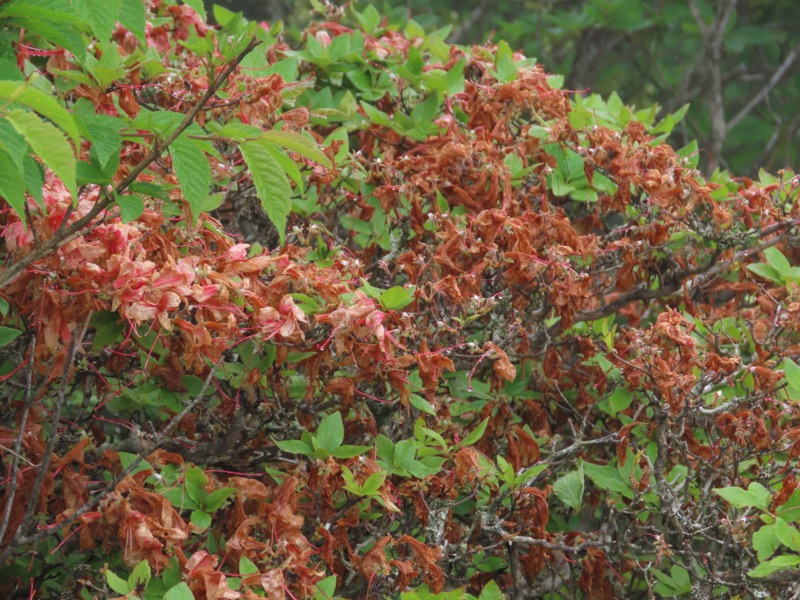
[0, 1, 800, 598]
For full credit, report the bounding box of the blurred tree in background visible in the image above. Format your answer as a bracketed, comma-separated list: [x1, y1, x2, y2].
[208, 0, 800, 176]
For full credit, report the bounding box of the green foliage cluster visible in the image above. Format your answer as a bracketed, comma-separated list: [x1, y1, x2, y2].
[345, 0, 800, 177]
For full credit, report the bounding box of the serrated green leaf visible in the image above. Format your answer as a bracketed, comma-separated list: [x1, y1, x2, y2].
[6, 109, 76, 196]
[117, 195, 144, 223]
[118, 0, 145, 42]
[259, 130, 332, 168]
[0, 0, 82, 24]
[0, 118, 28, 171]
[214, 122, 263, 140]
[316, 411, 344, 452]
[0, 145, 27, 220]
[264, 144, 303, 189]
[73, 0, 121, 42]
[170, 133, 211, 221]
[0, 81, 79, 145]
[74, 109, 123, 169]
[240, 140, 293, 245]
[181, 0, 206, 21]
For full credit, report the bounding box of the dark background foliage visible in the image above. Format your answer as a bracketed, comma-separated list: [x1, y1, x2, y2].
[209, 0, 800, 176]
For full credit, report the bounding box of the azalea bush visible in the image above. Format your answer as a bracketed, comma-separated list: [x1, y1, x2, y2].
[1, 1, 800, 598]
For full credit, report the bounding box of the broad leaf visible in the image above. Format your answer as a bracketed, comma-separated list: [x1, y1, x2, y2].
[240, 140, 293, 245]
[6, 109, 76, 196]
[170, 133, 211, 221]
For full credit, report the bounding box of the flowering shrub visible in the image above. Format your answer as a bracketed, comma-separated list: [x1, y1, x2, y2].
[1, 1, 800, 598]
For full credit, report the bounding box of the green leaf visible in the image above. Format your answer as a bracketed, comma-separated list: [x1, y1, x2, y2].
[264, 144, 303, 189]
[74, 105, 123, 170]
[240, 140, 293, 245]
[161, 486, 199, 510]
[493, 40, 516, 83]
[410, 94, 440, 125]
[478, 580, 505, 600]
[608, 388, 633, 415]
[747, 553, 800, 578]
[314, 575, 337, 600]
[119, 0, 146, 42]
[128, 559, 151, 590]
[582, 461, 633, 498]
[0, 118, 28, 171]
[6, 109, 76, 196]
[190, 509, 212, 530]
[239, 556, 259, 575]
[747, 262, 783, 283]
[0, 327, 23, 347]
[170, 133, 211, 221]
[777, 489, 800, 523]
[764, 247, 791, 276]
[184, 465, 209, 503]
[116, 195, 144, 223]
[461, 417, 489, 447]
[105, 568, 131, 595]
[332, 444, 371, 459]
[259, 130, 332, 168]
[553, 466, 584, 511]
[165, 582, 195, 600]
[380, 285, 416, 310]
[73, 0, 122, 43]
[714, 482, 772, 511]
[316, 411, 344, 452]
[204, 487, 236, 512]
[775, 517, 800, 552]
[275, 439, 314, 456]
[0, 145, 27, 219]
[181, 0, 206, 21]
[753, 524, 781, 561]
[376, 434, 395, 464]
[393, 438, 418, 469]
[409, 394, 436, 416]
[0, 80, 80, 145]
[0, 299, 9, 317]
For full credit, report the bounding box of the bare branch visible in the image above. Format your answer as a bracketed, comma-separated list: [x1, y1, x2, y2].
[728, 41, 800, 132]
